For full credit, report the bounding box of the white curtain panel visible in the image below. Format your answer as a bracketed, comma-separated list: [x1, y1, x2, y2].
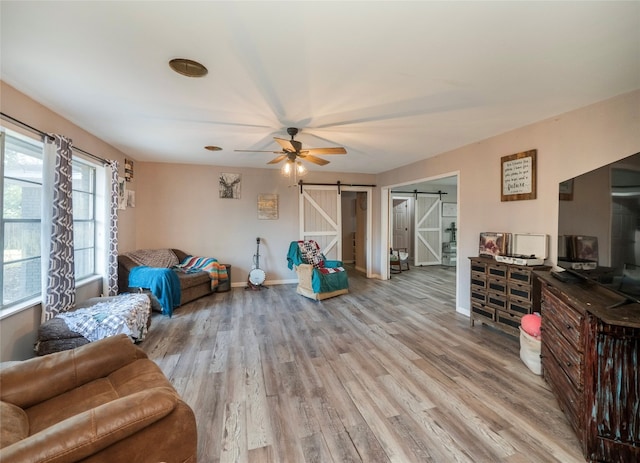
[41, 134, 75, 322]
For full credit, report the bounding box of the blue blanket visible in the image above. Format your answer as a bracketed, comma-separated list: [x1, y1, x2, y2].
[129, 266, 181, 317]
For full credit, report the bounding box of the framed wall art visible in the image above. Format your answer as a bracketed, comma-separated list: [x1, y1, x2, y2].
[258, 194, 278, 219]
[219, 173, 241, 199]
[124, 159, 134, 182]
[442, 202, 457, 217]
[118, 177, 127, 210]
[127, 190, 136, 208]
[501, 149, 537, 201]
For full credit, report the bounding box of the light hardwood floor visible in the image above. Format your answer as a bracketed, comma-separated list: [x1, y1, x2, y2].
[141, 266, 585, 463]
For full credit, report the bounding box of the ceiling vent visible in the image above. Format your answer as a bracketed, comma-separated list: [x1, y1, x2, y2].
[169, 58, 208, 77]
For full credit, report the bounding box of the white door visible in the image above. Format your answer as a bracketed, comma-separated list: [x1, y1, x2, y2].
[414, 194, 442, 265]
[299, 185, 341, 260]
[392, 198, 411, 250]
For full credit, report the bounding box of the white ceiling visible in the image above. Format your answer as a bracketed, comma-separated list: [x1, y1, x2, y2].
[1, 1, 639, 174]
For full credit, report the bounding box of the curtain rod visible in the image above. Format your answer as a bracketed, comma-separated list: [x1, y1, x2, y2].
[297, 180, 376, 194]
[0, 112, 109, 165]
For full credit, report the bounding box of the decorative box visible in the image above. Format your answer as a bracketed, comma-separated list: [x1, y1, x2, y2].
[479, 232, 511, 257]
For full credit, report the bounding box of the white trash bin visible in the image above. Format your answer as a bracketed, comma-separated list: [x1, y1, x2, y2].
[519, 326, 541, 375]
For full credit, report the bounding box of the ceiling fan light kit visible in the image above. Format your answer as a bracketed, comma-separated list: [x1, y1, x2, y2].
[235, 127, 347, 177]
[281, 159, 307, 177]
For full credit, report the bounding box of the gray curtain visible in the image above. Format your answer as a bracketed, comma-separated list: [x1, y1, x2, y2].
[106, 160, 119, 296]
[41, 134, 75, 322]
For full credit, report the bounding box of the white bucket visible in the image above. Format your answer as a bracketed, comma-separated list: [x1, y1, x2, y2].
[519, 326, 541, 375]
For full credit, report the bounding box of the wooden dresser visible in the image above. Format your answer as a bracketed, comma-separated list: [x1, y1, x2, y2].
[469, 256, 548, 336]
[536, 271, 640, 462]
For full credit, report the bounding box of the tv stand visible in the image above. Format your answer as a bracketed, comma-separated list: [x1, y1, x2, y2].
[536, 270, 640, 462]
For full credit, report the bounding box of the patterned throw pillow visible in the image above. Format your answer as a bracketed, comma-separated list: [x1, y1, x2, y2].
[298, 241, 325, 268]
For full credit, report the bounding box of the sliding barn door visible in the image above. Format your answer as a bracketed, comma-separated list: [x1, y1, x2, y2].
[299, 185, 341, 260]
[414, 194, 442, 265]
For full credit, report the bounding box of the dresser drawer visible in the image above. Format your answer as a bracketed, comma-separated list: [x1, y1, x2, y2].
[496, 310, 521, 330]
[471, 271, 487, 289]
[471, 303, 495, 321]
[470, 260, 487, 274]
[508, 283, 533, 301]
[542, 319, 583, 391]
[542, 343, 583, 436]
[508, 266, 535, 285]
[488, 263, 508, 279]
[542, 288, 583, 351]
[507, 297, 532, 316]
[471, 286, 487, 305]
[487, 292, 507, 311]
[487, 277, 507, 295]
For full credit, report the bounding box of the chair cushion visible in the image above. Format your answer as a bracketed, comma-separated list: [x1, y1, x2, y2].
[0, 401, 28, 448]
[25, 359, 172, 434]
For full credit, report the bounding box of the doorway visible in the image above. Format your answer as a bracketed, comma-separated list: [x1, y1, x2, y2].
[299, 184, 373, 277]
[384, 173, 460, 309]
[342, 191, 368, 273]
[392, 197, 412, 251]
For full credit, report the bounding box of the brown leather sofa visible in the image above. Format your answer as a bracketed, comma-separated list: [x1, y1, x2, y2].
[118, 248, 213, 307]
[0, 334, 197, 463]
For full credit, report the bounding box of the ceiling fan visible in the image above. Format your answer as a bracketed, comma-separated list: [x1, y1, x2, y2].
[235, 127, 347, 167]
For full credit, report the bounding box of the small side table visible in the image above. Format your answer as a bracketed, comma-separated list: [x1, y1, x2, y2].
[217, 264, 232, 292]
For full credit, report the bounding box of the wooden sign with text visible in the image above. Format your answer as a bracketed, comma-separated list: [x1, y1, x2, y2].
[501, 149, 537, 201]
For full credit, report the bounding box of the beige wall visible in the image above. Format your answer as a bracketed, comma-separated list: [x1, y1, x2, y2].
[375, 90, 640, 314]
[134, 164, 375, 285]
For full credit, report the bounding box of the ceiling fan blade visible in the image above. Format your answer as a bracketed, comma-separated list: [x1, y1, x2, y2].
[306, 147, 347, 155]
[274, 137, 302, 153]
[302, 155, 330, 166]
[267, 154, 288, 164]
[234, 149, 284, 154]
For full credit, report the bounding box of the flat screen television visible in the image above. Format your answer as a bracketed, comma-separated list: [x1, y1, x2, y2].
[557, 151, 640, 303]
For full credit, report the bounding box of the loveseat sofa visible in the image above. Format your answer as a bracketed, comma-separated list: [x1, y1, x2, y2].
[118, 248, 227, 315]
[0, 334, 197, 463]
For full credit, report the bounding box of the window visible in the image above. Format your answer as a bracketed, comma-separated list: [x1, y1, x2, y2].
[2, 129, 102, 310]
[72, 159, 97, 280]
[1, 131, 44, 306]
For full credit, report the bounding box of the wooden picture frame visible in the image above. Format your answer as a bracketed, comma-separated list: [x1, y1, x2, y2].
[559, 179, 574, 201]
[501, 149, 537, 201]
